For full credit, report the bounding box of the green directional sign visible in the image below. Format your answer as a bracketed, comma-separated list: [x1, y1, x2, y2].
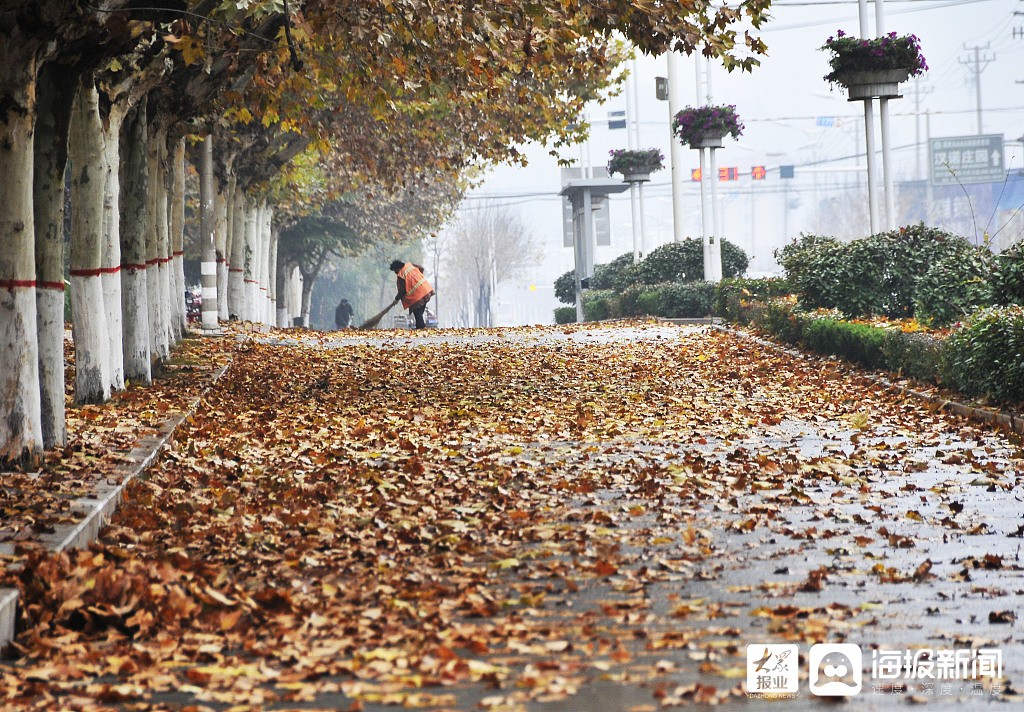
[930, 134, 1004, 185]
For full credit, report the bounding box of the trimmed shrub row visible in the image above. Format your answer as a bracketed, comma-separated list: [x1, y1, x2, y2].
[943, 306, 1024, 403]
[560, 280, 736, 323]
[740, 298, 1024, 406]
[776, 225, 1024, 327]
[558, 269, 1023, 405]
[555, 238, 750, 306]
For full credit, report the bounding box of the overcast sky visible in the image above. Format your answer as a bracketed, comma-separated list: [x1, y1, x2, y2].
[448, 0, 1024, 325]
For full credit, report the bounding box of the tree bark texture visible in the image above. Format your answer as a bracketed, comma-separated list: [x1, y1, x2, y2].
[69, 81, 112, 405]
[198, 137, 218, 329]
[146, 122, 169, 360]
[228, 187, 246, 320]
[101, 103, 126, 391]
[0, 57, 44, 465]
[259, 204, 272, 324]
[275, 253, 289, 328]
[215, 177, 230, 322]
[170, 135, 187, 339]
[33, 62, 75, 449]
[268, 226, 278, 325]
[119, 100, 151, 385]
[243, 200, 258, 322]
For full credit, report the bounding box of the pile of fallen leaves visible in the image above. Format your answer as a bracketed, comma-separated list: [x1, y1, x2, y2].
[2, 322, 1021, 710]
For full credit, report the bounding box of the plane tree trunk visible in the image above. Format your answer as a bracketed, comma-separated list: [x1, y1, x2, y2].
[0, 52, 44, 466]
[33, 62, 76, 448]
[68, 81, 112, 405]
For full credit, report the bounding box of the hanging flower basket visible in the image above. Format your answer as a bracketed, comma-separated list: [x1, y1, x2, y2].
[607, 148, 664, 182]
[673, 105, 743, 149]
[822, 30, 927, 96]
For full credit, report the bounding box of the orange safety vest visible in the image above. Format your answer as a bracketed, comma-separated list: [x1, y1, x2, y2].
[397, 263, 433, 308]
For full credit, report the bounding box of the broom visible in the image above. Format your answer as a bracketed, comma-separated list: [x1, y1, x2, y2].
[359, 298, 400, 330]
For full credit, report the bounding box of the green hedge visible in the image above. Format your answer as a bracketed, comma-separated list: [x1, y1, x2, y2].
[625, 282, 716, 319]
[775, 226, 984, 319]
[748, 298, 805, 344]
[992, 243, 1024, 306]
[554, 306, 576, 324]
[801, 318, 888, 370]
[554, 238, 751, 304]
[583, 290, 621, 321]
[657, 282, 716, 318]
[627, 239, 748, 288]
[941, 306, 1024, 403]
[737, 297, 1024, 406]
[715, 277, 792, 323]
[553, 281, 716, 322]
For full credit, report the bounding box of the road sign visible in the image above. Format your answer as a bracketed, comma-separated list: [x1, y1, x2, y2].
[930, 134, 1004, 185]
[607, 110, 626, 130]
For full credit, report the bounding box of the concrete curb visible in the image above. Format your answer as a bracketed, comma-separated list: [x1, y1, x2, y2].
[0, 363, 230, 654]
[706, 322, 1024, 436]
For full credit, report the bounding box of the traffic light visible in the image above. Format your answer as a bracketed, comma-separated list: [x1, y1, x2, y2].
[718, 167, 739, 181]
[751, 165, 767, 180]
[691, 168, 702, 181]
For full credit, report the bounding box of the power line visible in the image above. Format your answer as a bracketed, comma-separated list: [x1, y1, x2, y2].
[762, 0, 995, 32]
[629, 104, 1024, 126]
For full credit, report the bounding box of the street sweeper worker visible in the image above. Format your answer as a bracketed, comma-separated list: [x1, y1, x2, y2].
[390, 260, 435, 329]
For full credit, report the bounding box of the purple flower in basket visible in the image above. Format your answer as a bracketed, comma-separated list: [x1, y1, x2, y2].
[606, 148, 665, 176]
[821, 30, 927, 86]
[672, 105, 744, 147]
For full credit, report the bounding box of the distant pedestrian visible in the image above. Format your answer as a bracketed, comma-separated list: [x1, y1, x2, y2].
[390, 260, 435, 329]
[334, 298, 354, 329]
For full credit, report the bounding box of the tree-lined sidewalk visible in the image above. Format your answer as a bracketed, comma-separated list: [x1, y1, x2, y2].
[2, 0, 773, 466]
[2, 321, 1021, 710]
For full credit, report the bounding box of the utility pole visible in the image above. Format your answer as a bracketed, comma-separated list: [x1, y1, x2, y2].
[959, 42, 994, 135]
[1015, 1, 1024, 83]
[906, 78, 933, 180]
[666, 52, 686, 244]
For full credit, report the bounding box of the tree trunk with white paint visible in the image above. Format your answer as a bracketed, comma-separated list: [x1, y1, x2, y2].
[100, 104, 126, 391]
[69, 81, 112, 405]
[169, 136, 187, 339]
[276, 253, 290, 328]
[244, 200, 259, 322]
[157, 148, 173, 351]
[299, 274, 315, 328]
[0, 57, 44, 466]
[215, 174, 231, 322]
[228, 187, 246, 320]
[268, 226, 278, 327]
[120, 99, 151, 385]
[146, 122, 169, 360]
[33, 62, 75, 449]
[291, 267, 303, 327]
[259, 203, 272, 323]
[198, 137, 218, 330]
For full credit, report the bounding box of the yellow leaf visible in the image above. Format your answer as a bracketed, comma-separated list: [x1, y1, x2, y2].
[176, 36, 204, 66]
